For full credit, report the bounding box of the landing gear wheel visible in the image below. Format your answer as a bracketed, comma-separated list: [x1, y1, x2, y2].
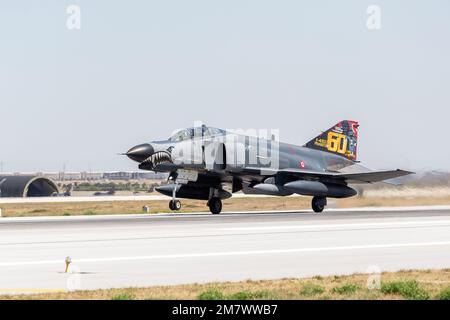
[169, 200, 181, 211]
[312, 196, 326, 213]
[208, 197, 222, 214]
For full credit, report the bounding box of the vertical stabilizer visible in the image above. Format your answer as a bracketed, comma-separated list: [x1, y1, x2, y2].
[304, 120, 359, 161]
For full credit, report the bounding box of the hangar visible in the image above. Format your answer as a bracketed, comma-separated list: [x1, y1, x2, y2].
[0, 175, 59, 197]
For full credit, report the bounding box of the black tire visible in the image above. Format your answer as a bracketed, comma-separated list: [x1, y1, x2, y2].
[312, 196, 326, 213]
[169, 200, 181, 211]
[208, 197, 222, 214]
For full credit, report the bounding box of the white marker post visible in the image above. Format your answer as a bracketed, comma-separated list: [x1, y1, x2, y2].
[65, 256, 72, 273]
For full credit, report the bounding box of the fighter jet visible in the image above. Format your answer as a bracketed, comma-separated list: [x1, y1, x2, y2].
[125, 120, 412, 214]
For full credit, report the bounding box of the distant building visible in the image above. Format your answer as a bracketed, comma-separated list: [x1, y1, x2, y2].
[1, 171, 168, 182]
[81, 172, 104, 180]
[103, 171, 133, 180]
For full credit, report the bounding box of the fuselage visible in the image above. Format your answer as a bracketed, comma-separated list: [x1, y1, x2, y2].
[129, 131, 355, 174]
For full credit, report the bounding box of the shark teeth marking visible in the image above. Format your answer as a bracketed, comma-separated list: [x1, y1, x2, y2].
[142, 151, 172, 168]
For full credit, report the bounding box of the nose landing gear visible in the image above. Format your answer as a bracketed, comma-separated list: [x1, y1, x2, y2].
[169, 183, 181, 211]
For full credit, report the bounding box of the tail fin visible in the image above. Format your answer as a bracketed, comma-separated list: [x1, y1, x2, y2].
[304, 120, 359, 161]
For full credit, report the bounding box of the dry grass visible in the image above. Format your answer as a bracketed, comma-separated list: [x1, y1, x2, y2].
[1, 196, 450, 217]
[363, 186, 450, 198]
[2, 269, 450, 300]
[0, 197, 308, 217]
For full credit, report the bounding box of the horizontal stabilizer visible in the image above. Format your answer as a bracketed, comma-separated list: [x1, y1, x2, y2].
[334, 169, 413, 183]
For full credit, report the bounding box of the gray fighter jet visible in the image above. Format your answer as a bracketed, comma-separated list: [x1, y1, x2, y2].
[126, 120, 412, 214]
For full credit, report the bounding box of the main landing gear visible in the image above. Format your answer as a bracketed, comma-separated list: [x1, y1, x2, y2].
[169, 199, 181, 211]
[208, 197, 222, 214]
[312, 196, 327, 213]
[207, 188, 223, 214]
[169, 197, 222, 214]
[167, 184, 223, 214]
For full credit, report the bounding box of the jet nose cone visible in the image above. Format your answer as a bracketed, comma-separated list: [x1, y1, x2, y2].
[126, 143, 154, 163]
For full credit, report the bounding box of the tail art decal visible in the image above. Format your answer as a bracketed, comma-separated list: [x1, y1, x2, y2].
[304, 120, 359, 161]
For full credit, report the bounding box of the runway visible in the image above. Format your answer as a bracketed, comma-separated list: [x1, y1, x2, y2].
[1, 206, 450, 294]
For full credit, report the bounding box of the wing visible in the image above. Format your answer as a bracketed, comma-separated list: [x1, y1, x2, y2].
[242, 167, 413, 184]
[331, 170, 413, 183]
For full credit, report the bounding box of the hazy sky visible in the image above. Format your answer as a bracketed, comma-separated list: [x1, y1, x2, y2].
[1, 1, 449, 172]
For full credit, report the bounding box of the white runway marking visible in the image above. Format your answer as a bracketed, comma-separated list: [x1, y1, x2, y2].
[218, 219, 450, 231]
[1, 241, 450, 267]
[4, 218, 449, 235]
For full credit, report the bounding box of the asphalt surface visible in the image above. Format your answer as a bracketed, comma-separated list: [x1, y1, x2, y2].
[1, 206, 450, 294]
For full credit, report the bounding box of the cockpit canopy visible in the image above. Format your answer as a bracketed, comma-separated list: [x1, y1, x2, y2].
[168, 126, 225, 142]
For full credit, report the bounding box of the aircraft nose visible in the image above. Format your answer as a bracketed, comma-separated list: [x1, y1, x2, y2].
[126, 143, 154, 163]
